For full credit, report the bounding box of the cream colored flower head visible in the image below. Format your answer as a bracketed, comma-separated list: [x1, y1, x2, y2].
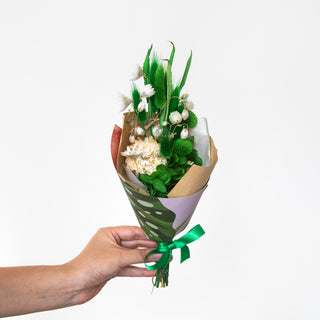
[152, 124, 163, 139]
[137, 99, 148, 112]
[140, 84, 155, 98]
[121, 137, 167, 175]
[169, 111, 182, 124]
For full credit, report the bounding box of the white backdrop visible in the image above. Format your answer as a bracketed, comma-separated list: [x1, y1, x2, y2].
[1, 1, 320, 319]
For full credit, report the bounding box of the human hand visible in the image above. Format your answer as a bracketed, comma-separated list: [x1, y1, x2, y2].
[66, 226, 158, 304]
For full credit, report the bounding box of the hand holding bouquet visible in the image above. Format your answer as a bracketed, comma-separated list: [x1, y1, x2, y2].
[111, 43, 218, 287]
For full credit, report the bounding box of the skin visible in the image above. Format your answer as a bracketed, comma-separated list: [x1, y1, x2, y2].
[0, 226, 158, 317]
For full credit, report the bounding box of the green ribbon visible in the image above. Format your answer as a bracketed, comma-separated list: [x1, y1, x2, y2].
[144, 224, 205, 271]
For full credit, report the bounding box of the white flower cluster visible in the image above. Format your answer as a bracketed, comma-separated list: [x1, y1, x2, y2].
[121, 136, 167, 175]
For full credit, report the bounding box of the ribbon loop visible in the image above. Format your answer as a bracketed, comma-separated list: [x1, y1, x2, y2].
[144, 224, 205, 271]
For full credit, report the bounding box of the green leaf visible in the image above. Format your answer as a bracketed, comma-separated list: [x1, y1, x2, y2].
[169, 41, 175, 65]
[187, 135, 194, 144]
[151, 170, 161, 179]
[139, 174, 153, 184]
[137, 109, 147, 123]
[159, 172, 172, 185]
[132, 85, 141, 110]
[194, 156, 203, 166]
[153, 178, 167, 193]
[179, 51, 192, 91]
[149, 57, 159, 86]
[143, 44, 153, 83]
[185, 110, 198, 128]
[154, 63, 166, 108]
[166, 60, 172, 110]
[169, 86, 181, 113]
[174, 138, 193, 156]
[177, 103, 184, 113]
[179, 156, 187, 165]
[156, 164, 167, 173]
[160, 135, 172, 158]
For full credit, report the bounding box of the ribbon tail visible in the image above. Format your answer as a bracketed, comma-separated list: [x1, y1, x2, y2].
[180, 245, 190, 263]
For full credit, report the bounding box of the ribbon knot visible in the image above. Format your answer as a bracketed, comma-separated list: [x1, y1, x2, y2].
[144, 224, 205, 271]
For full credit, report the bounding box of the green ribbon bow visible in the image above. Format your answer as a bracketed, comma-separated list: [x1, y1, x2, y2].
[144, 224, 205, 271]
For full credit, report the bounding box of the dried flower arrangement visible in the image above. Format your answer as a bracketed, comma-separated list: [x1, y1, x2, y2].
[119, 42, 204, 198]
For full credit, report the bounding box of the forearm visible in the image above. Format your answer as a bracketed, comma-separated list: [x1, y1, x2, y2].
[0, 264, 81, 317]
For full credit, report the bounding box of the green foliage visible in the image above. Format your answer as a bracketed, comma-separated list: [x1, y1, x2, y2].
[143, 44, 153, 83]
[137, 109, 147, 123]
[154, 63, 166, 108]
[169, 41, 175, 64]
[173, 138, 193, 156]
[194, 156, 203, 166]
[153, 178, 167, 193]
[177, 103, 184, 113]
[179, 51, 192, 91]
[169, 86, 181, 113]
[185, 110, 198, 128]
[132, 85, 141, 110]
[160, 134, 172, 158]
[149, 57, 159, 86]
[127, 44, 205, 197]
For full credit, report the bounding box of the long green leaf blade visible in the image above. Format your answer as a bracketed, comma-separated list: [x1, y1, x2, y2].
[165, 60, 172, 121]
[143, 44, 153, 84]
[169, 41, 175, 65]
[179, 51, 192, 91]
[154, 63, 166, 108]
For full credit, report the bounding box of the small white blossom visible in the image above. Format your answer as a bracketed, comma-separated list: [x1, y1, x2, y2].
[140, 84, 155, 98]
[185, 100, 194, 110]
[180, 128, 189, 139]
[169, 111, 182, 124]
[161, 121, 168, 127]
[135, 127, 145, 136]
[119, 93, 133, 112]
[129, 135, 135, 144]
[180, 93, 189, 100]
[152, 124, 162, 138]
[182, 109, 189, 120]
[130, 64, 144, 81]
[137, 99, 148, 112]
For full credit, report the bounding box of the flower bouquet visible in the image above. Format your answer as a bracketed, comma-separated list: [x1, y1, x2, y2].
[111, 43, 218, 287]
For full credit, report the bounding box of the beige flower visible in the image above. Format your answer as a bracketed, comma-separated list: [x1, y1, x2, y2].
[121, 137, 167, 175]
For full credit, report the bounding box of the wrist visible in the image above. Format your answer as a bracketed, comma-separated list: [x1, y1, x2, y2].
[62, 259, 96, 306]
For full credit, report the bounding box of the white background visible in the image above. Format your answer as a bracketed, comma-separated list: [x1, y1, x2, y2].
[1, 1, 320, 319]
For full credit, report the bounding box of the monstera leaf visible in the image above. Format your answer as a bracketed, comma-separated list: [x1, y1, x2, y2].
[121, 181, 176, 242]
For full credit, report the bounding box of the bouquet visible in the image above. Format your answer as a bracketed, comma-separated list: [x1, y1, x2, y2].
[111, 43, 218, 287]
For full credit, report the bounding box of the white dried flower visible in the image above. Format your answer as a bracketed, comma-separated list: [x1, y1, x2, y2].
[161, 121, 168, 127]
[129, 135, 135, 144]
[180, 128, 189, 139]
[119, 93, 133, 112]
[180, 93, 189, 100]
[152, 124, 162, 138]
[140, 84, 155, 98]
[185, 100, 194, 110]
[122, 137, 167, 175]
[137, 99, 148, 112]
[169, 111, 182, 124]
[130, 64, 144, 81]
[182, 109, 189, 120]
[135, 127, 145, 136]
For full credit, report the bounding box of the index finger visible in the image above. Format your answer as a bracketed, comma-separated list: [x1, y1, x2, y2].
[108, 225, 154, 242]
